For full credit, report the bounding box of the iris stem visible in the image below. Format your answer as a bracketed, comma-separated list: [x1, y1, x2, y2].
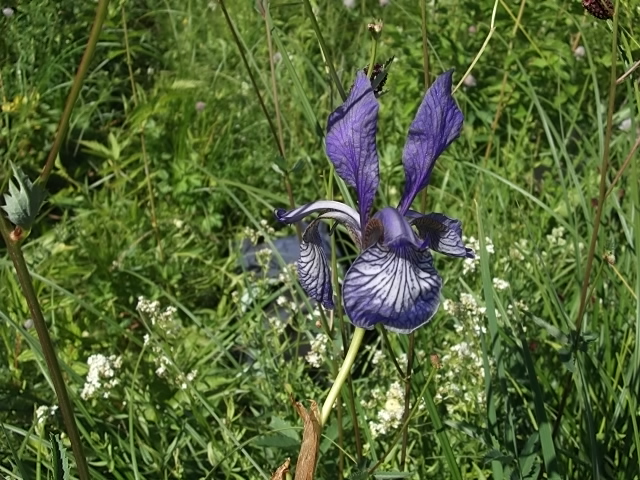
[366, 37, 378, 79]
[321, 327, 366, 426]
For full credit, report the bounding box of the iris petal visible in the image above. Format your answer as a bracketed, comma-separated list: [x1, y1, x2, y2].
[275, 200, 361, 230]
[398, 71, 464, 214]
[342, 243, 442, 333]
[411, 212, 474, 258]
[326, 72, 380, 226]
[297, 219, 334, 309]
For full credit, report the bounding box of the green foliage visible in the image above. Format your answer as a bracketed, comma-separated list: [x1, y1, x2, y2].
[1, 165, 47, 229]
[2, 0, 640, 479]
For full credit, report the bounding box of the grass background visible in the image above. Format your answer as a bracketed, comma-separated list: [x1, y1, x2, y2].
[1, 0, 640, 478]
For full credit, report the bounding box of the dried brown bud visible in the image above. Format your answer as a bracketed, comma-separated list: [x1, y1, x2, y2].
[603, 250, 616, 266]
[582, 0, 613, 20]
[368, 19, 384, 37]
[430, 353, 442, 369]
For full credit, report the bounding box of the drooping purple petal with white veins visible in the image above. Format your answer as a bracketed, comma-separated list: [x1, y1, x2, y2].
[398, 70, 464, 214]
[297, 219, 334, 309]
[411, 212, 474, 258]
[342, 242, 442, 333]
[326, 72, 380, 226]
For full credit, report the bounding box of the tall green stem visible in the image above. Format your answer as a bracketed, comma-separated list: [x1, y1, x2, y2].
[40, 0, 110, 185]
[0, 220, 90, 480]
[552, 1, 620, 437]
[2, 1, 111, 477]
[321, 327, 366, 426]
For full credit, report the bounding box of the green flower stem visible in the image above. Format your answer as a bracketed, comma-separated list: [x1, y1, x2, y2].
[0, 219, 90, 480]
[321, 327, 366, 426]
[39, 0, 110, 185]
[366, 38, 378, 79]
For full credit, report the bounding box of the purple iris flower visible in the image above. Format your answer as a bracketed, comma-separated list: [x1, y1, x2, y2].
[275, 70, 474, 334]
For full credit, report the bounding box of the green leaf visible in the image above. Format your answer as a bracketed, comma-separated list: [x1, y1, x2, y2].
[50, 433, 71, 480]
[373, 472, 414, 479]
[2, 164, 47, 229]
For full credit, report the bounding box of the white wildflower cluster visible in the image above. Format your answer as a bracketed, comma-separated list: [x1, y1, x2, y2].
[462, 236, 494, 275]
[371, 349, 384, 365]
[546, 226, 567, 247]
[178, 369, 198, 390]
[305, 333, 329, 368]
[278, 263, 298, 284]
[255, 248, 273, 270]
[81, 354, 123, 400]
[233, 282, 266, 313]
[448, 293, 488, 327]
[136, 297, 197, 388]
[136, 297, 181, 336]
[492, 277, 510, 291]
[304, 304, 326, 326]
[436, 293, 489, 413]
[509, 238, 529, 261]
[35, 405, 58, 426]
[267, 314, 287, 333]
[435, 339, 485, 409]
[507, 299, 529, 327]
[363, 381, 405, 437]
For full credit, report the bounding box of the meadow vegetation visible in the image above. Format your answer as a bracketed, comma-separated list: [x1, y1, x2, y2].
[1, 0, 640, 478]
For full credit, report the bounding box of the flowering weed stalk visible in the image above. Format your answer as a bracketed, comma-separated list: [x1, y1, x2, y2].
[0, 2, 111, 478]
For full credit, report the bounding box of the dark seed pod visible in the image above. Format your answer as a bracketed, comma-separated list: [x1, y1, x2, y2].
[582, 0, 613, 20]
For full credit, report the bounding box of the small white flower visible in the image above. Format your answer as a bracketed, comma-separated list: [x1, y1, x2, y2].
[492, 278, 509, 291]
[343, 0, 356, 8]
[547, 226, 567, 247]
[369, 381, 405, 437]
[255, 248, 273, 269]
[81, 354, 123, 400]
[619, 118, 632, 132]
[305, 333, 329, 368]
[462, 74, 477, 88]
[371, 350, 384, 365]
[573, 45, 586, 59]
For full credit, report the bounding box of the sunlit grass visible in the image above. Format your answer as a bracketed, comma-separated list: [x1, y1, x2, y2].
[1, 0, 639, 478]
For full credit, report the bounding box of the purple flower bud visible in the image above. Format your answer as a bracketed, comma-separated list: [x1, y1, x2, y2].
[468, 25, 477, 34]
[582, 0, 613, 20]
[2, 7, 14, 17]
[195, 101, 206, 112]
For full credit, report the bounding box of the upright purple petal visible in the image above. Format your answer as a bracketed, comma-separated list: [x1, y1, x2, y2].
[342, 242, 442, 333]
[326, 72, 380, 226]
[398, 70, 463, 214]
